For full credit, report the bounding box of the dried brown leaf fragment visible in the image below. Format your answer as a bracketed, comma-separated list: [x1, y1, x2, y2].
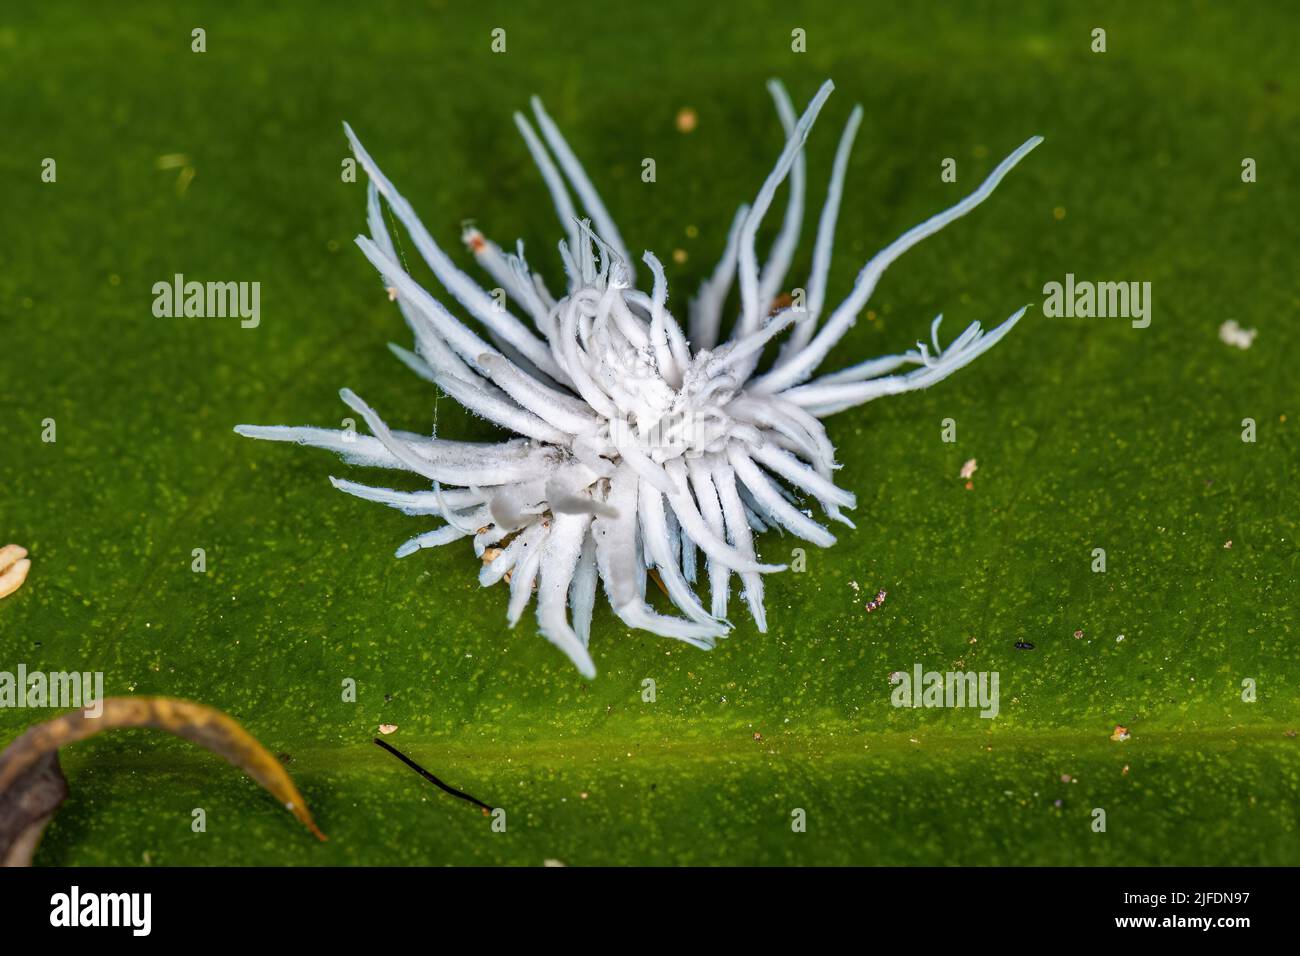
[0, 697, 325, 866]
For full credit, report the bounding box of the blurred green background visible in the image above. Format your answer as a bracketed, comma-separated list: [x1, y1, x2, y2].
[0, 0, 1296, 865]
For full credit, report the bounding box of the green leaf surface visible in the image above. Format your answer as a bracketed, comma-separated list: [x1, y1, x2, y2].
[1, 0, 1297, 865]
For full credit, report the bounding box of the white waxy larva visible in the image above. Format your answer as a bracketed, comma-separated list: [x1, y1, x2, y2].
[236, 80, 1041, 677]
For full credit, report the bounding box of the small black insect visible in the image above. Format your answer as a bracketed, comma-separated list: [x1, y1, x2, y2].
[1014, 640, 1035, 650]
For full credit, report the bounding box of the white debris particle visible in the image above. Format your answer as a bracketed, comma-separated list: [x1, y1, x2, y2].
[1218, 319, 1257, 349]
[0, 544, 33, 600]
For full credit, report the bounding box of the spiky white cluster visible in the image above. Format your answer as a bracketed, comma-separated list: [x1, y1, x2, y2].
[236, 79, 1040, 677]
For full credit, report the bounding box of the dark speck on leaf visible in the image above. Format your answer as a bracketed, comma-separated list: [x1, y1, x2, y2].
[1014, 641, 1035, 650]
